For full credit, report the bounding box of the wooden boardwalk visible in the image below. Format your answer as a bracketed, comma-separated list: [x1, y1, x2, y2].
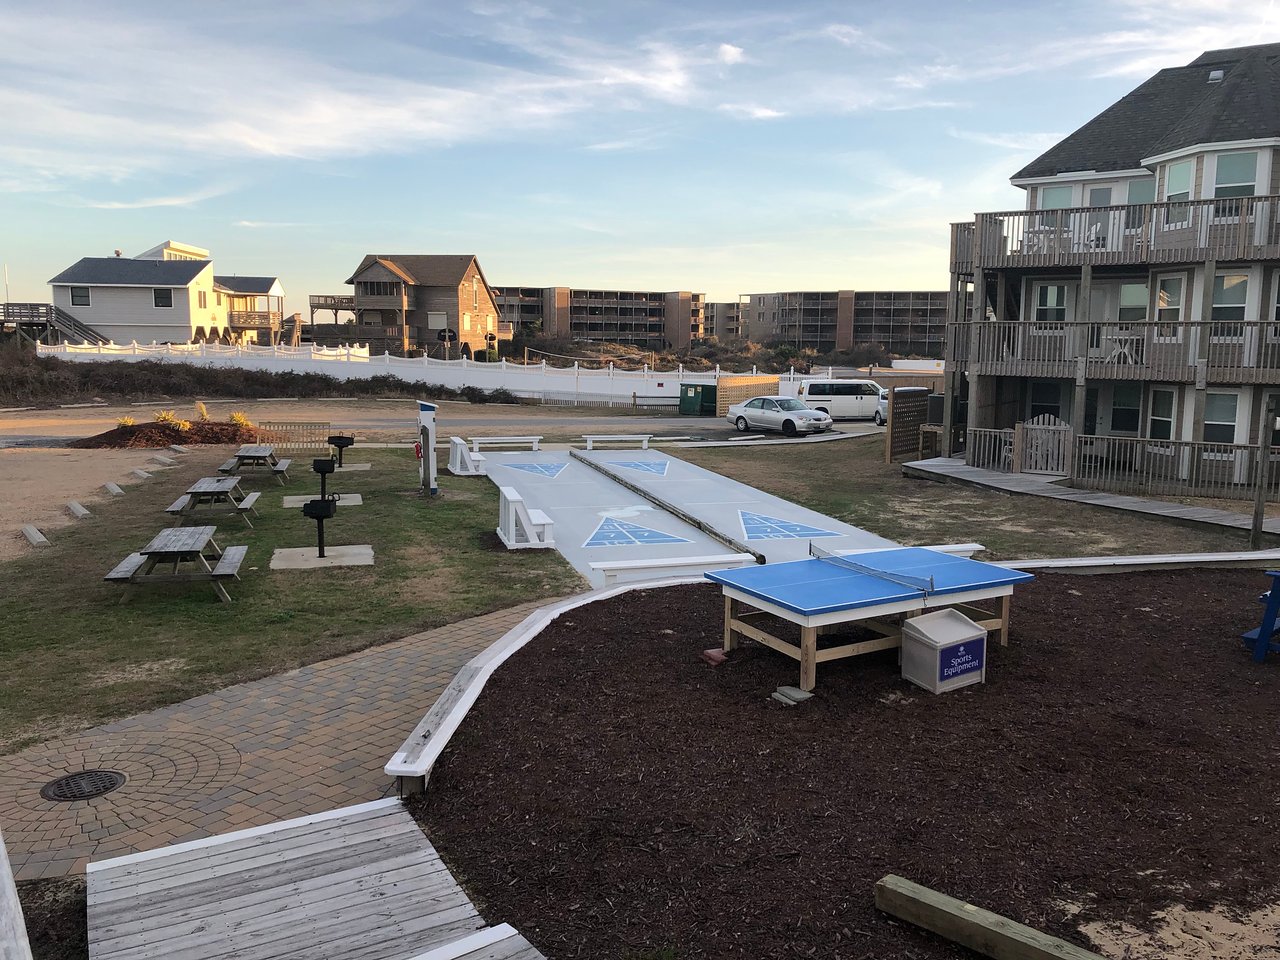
[903, 457, 1280, 536]
[86, 798, 546, 960]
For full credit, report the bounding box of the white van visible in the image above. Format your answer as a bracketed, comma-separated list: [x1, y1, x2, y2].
[795, 379, 883, 420]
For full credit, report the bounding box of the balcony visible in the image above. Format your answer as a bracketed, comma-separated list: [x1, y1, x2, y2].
[951, 195, 1280, 274]
[227, 310, 281, 329]
[952, 319, 1280, 384]
[354, 292, 414, 311]
[309, 294, 355, 311]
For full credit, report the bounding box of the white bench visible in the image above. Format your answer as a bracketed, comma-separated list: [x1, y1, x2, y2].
[590, 553, 757, 586]
[495, 486, 554, 549]
[469, 435, 542, 453]
[583, 434, 653, 449]
[448, 436, 487, 476]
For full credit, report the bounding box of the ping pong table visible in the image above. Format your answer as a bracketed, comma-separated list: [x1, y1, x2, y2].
[705, 546, 1035, 691]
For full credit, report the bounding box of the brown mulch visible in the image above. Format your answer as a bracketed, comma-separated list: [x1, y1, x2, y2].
[16, 878, 87, 960]
[413, 569, 1280, 959]
[68, 421, 256, 448]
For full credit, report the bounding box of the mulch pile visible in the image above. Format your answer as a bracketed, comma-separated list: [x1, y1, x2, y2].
[414, 569, 1280, 959]
[69, 421, 257, 448]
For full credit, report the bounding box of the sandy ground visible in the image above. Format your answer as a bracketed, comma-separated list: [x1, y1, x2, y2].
[0, 447, 174, 561]
[1083, 901, 1280, 959]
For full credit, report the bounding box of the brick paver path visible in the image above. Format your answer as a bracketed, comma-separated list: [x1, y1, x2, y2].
[0, 599, 554, 881]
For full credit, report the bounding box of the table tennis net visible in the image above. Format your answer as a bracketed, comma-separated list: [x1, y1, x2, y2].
[808, 543, 936, 593]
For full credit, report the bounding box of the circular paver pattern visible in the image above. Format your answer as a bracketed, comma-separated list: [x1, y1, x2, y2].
[0, 729, 241, 865]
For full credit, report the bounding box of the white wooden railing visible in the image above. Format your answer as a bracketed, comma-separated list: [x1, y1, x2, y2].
[1072, 434, 1280, 500]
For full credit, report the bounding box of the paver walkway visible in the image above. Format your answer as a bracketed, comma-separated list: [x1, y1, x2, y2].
[904, 456, 1280, 535]
[0, 598, 554, 881]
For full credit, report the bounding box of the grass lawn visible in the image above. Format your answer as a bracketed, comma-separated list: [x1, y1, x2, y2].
[678, 434, 1259, 559]
[0, 447, 584, 754]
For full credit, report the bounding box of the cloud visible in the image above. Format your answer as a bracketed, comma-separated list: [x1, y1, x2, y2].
[234, 220, 306, 228]
[77, 186, 233, 210]
[585, 137, 657, 151]
[948, 129, 1064, 153]
[719, 103, 786, 120]
[823, 24, 892, 53]
[717, 43, 745, 65]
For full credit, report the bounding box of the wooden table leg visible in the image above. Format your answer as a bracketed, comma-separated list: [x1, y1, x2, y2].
[999, 594, 1012, 647]
[723, 597, 739, 652]
[800, 625, 817, 691]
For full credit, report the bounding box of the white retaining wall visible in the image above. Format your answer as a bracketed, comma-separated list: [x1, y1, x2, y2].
[0, 830, 32, 960]
[36, 341, 831, 405]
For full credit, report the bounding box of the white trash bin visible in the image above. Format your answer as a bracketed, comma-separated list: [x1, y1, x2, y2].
[901, 608, 987, 695]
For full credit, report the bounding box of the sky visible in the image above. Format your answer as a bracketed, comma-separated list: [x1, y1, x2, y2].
[2, 0, 1279, 312]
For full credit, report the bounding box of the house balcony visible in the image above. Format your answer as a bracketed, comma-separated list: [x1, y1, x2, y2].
[309, 294, 355, 311]
[227, 310, 281, 329]
[951, 194, 1280, 275]
[354, 293, 415, 311]
[950, 319, 1280, 385]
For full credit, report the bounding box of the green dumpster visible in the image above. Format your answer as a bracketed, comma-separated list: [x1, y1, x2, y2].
[679, 382, 718, 416]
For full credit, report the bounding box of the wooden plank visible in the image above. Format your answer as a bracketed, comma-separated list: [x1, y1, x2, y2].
[729, 617, 800, 661]
[815, 634, 901, 663]
[873, 874, 1105, 960]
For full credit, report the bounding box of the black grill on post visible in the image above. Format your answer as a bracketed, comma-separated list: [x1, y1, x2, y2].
[328, 435, 355, 467]
[306, 457, 338, 557]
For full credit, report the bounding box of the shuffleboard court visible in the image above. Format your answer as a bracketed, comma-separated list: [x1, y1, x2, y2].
[574, 449, 897, 562]
[483, 452, 733, 586]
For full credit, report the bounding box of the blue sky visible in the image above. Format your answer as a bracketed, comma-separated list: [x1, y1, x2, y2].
[1, 0, 1278, 311]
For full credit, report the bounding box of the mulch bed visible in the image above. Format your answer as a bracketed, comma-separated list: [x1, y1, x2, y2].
[413, 569, 1280, 959]
[68, 422, 256, 448]
[16, 878, 87, 960]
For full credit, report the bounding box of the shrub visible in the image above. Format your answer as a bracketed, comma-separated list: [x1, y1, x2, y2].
[458, 386, 489, 404]
[116, 415, 135, 428]
[153, 409, 181, 426]
[488, 388, 519, 404]
[228, 411, 253, 429]
[194, 400, 210, 421]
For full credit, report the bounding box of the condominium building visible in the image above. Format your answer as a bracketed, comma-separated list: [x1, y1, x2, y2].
[704, 300, 746, 341]
[491, 287, 705, 349]
[741, 290, 950, 356]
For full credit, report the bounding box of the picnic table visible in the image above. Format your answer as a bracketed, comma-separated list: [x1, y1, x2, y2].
[218, 444, 292, 484]
[166, 476, 261, 527]
[705, 546, 1034, 691]
[104, 525, 248, 603]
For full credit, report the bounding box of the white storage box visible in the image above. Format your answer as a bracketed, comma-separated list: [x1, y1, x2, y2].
[901, 608, 987, 695]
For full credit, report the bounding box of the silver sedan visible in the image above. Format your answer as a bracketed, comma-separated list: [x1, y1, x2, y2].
[726, 396, 834, 436]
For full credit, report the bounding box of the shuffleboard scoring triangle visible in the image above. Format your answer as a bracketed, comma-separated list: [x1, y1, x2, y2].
[606, 460, 670, 476]
[739, 509, 842, 541]
[584, 516, 691, 548]
[503, 462, 568, 478]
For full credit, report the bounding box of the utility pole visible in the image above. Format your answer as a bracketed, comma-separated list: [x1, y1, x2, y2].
[1250, 394, 1278, 549]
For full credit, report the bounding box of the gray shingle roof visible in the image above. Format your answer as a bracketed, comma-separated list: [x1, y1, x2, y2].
[49, 257, 209, 286]
[1013, 44, 1280, 180]
[344, 255, 479, 288]
[213, 275, 280, 295]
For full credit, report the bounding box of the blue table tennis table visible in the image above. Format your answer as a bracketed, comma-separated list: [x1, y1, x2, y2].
[705, 546, 1035, 691]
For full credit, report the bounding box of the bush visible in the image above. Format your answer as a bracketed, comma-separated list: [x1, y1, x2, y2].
[153, 409, 181, 426]
[116, 415, 135, 428]
[194, 400, 210, 421]
[488, 388, 519, 404]
[228, 411, 253, 429]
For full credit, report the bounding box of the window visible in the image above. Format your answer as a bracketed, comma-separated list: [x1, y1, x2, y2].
[1149, 388, 1175, 440]
[1211, 273, 1248, 340]
[198, 290, 207, 309]
[1030, 381, 1061, 419]
[216, 292, 222, 306]
[1165, 160, 1194, 227]
[1204, 392, 1239, 444]
[357, 281, 399, 297]
[745, 398, 764, 409]
[1118, 282, 1147, 326]
[1155, 276, 1184, 339]
[1034, 284, 1067, 330]
[1125, 177, 1156, 228]
[1214, 151, 1257, 200]
[1111, 383, 1141, 433]
[153, 288, 173, 308]
[1039, 185, 1073, 209]
[807, 383, 830, 396]
[763, 399, 780, 411]
[70, 287, 90, 307]
[472, 276, 479, 309]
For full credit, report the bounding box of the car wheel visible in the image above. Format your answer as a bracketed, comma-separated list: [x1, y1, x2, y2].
[873, 411, 885, 426]
[735, 417, 749, 432]
[782, 420, 798, 437]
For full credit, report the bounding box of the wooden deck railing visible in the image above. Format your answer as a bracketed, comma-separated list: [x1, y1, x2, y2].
[1072, 434, 1280, 500]
[966, 428, 1014, 473]
[951, 194, 1280, 272]
[959, 320, 1280, 384]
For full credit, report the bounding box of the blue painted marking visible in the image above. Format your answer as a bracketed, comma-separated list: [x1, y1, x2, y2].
[504, 462, 567, 479]
[739, 510, 842, 541]
[607, 460, 670, 476]
[939, 637, 985, 683]
[584, 517, 691, 548]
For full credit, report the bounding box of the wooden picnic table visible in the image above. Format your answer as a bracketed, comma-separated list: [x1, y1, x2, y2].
[167, 477, 261, 527]
[104, 525, 248, 603]
[218, 444, 293, 484]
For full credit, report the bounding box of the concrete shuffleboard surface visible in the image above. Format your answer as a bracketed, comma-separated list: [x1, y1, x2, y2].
[483, 452, 733, 586]
[574, 449, 897, 563]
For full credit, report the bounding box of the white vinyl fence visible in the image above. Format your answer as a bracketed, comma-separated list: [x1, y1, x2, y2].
[36, 341, 825, 407]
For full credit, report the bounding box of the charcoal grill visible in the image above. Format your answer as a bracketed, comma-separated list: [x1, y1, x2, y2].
[328, 435, 355, 466]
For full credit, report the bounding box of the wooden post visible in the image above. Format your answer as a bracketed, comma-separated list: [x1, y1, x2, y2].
[874, 875, 1106, 960]
[999, 594, 1012, 647]
[1250, 394, 1277, 549]
[723, 597, 738, 652]
[800, 625, 818, 691]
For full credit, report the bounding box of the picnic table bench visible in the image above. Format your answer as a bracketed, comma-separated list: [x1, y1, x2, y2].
[218, 445, 292, 484]
[448, 436, 487, 476]
[470, 436, 542, 452]
[582, 434, 653, 449]
[104, 526, 247, 603]
[165, 476, 261, 527]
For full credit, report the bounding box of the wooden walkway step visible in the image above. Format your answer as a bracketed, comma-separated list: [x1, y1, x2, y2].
[903, 457, 1280, 536]
[86, 798, 547, 960]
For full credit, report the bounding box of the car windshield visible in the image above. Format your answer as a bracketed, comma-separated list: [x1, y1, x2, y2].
[775, 398, 808, 411]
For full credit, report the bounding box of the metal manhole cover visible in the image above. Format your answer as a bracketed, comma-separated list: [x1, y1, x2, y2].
[40, 770, 126, 802]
